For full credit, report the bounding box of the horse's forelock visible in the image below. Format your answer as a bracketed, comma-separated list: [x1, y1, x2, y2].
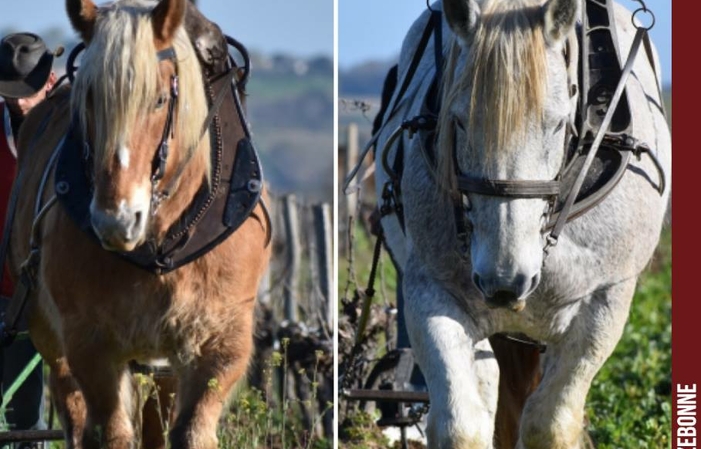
[71, 0, 209, 178]
[437, 0, 548, 188]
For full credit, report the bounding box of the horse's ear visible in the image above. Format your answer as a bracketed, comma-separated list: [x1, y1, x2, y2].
[66, 0, 97, 43]
[152, 0, 187, 50]
[443, 0, 481, 42]
[543, 0, 579, 46]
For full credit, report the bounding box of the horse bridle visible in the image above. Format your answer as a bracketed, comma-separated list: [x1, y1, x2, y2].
[453, 100, 574, 257]
[453, 20, 664, 258]
[372, 4, 666, 263]
[143, 40, 251, 216]
[149, 47, 180, 214]
[147, 36, 253, 216]
[65, 43, 182, 215]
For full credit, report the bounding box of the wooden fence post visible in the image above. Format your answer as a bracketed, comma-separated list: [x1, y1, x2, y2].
[313, 203, 333, 329]
[282, 195, 300, 322]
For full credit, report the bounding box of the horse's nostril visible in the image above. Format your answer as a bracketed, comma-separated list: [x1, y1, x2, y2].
[133, 211, 143, 232]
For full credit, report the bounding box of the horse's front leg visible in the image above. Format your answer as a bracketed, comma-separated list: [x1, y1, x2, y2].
[169, 314, 254, 449]
[518, 279, 637, 449]
[64, 330, 137, 449]
[404, 263, 499, 449]
[29, 296, 86, 449]
[48, 358, 87, 449]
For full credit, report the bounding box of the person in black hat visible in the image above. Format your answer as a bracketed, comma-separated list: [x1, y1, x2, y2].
[1, 32, 58, 137]
[0, 32, 57, 446]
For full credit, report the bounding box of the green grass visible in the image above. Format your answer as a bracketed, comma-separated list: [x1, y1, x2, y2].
[217, 342, 333, 449]
[37, 344, 332, 449]
[586, 229, 671, 448]
[339, 221, 397, 307]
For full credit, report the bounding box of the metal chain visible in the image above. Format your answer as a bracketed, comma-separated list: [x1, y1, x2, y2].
[408, 402, 430, 438]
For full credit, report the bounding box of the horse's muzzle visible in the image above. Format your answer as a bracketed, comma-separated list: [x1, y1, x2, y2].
[90, 206, 147, 252]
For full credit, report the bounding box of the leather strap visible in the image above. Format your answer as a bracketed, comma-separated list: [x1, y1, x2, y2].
[154, 68, 238, 205]
[545, 149, 630, 230]
[457, 177, 560, 199]
[549, 28, 647, 246]
[199, 68, 239, 139]
[384, 10, 440, 129]
[432, 10, 443, 94]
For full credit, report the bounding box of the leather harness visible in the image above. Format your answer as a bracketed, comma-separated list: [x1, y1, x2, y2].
[55, 42, 266, 274]
[371, 0, 666, 258]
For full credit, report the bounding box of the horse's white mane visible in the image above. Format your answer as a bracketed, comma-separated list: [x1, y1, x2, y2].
[437, 0, 548, 185]
[71, 0, 209, 173]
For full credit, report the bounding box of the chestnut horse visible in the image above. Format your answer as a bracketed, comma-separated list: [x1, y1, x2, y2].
[8, 0, 270, 448]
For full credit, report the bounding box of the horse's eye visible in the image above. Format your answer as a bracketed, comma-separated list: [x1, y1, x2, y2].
[155, 94, 168, 109]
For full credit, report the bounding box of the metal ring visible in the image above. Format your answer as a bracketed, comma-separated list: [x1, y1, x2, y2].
[632, 7, 655, 31]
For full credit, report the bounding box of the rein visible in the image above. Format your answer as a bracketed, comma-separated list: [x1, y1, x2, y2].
[342, 8, 443, 196]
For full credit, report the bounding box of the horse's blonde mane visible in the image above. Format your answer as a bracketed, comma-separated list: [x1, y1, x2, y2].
[438, 0, 547, 188]
[72, 0, 209, 175]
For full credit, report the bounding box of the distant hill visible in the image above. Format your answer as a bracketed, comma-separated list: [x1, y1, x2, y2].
[340, 57, 672, 128]
[340, 57, 671, 99]
[339, 60, 395, 97]
[246, 52, 333, 203]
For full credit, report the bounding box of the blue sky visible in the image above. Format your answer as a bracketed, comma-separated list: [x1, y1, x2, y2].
[1, 0, 333, 58]
[340, 0, 672, 86]
[0, 1, 670, 83]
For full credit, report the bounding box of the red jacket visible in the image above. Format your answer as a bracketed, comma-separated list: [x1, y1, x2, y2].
[0, 102, 18, 297]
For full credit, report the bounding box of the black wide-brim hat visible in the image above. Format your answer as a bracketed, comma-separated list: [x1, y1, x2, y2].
[0, 32, 55, 99]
